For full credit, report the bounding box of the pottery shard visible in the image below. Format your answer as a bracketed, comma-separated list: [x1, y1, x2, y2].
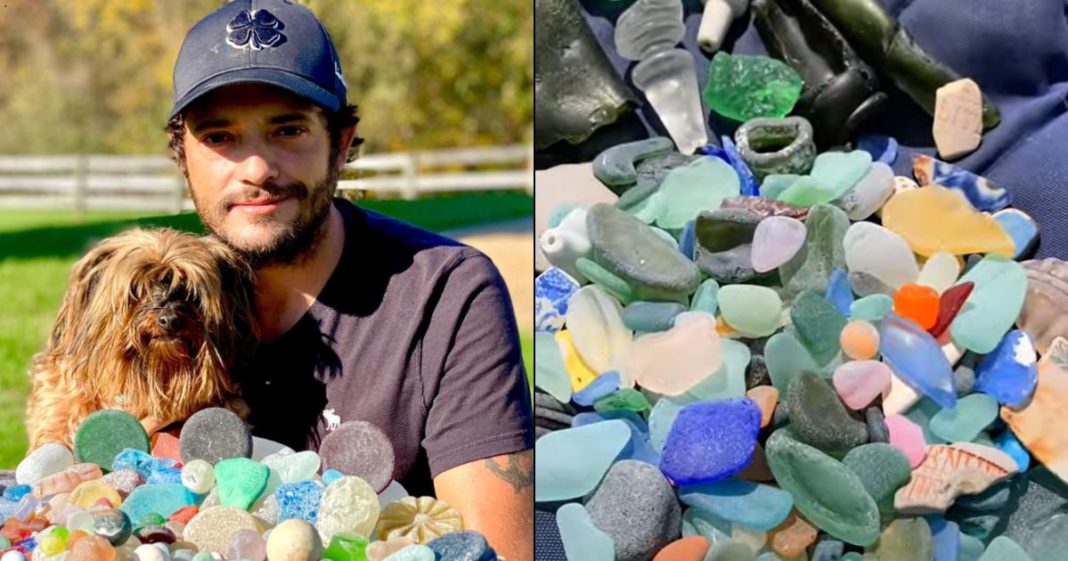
[720, 197, 809, 220]
[1017, 259, 1068, 356]
[33, 463, 103, 499]
[933, 79, 983, 160]
[894, 443, 1018, 514]
[1002, 336, 1068, 484]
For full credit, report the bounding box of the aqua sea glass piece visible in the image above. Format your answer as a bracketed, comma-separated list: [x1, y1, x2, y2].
[950, 255, 1027, 354]
[851, 294, 893, 321]
[535, 420, 630, 502]
[678, 479, 793, 531]
[928, 393, 999, 443]
[557, 502, 615, 561]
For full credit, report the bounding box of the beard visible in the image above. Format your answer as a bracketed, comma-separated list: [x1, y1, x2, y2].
[192, 164, 339, 269]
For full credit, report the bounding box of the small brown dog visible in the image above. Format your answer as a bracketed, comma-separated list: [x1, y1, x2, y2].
[26, 228, 258, 449]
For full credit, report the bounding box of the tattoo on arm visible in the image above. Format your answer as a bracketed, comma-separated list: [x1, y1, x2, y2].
[484, 454, 533, 493]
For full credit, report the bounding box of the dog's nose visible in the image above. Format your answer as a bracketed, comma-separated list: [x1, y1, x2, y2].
[157, 310, 182, 332]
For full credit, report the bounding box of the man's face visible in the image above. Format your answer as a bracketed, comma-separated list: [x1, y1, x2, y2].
[182, 84, 338, 267]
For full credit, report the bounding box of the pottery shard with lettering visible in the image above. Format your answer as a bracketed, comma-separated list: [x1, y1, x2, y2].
[1002, 336, 1068, 484]
[894, 443, 1018, 514]
[933, 79, 983, 160]
[1017, 259, 1068, 356]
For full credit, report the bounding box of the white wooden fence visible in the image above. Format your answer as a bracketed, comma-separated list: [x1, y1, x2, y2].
[0, 145, 533, 214]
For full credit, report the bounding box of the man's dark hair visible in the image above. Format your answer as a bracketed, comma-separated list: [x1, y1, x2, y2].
[166, 104, 364, 177]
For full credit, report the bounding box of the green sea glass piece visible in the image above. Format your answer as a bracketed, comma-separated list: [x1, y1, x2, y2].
[690, 278, 721, 316]
[703, 52, 803, 122]
[322, 532, 368, 561]
[776, 176, 840, 207]
[655, 157, 740, 229]
[622, 301, 686, 333]
[791, 289, 848, 365]
[787, 372, 867, 456]
[576, 257, 637, 305]
[979, 536, 1032, 561]
[587, 203, 702, 299]
[778, 204, 850, 302]
[761, 174, 801, 201]
[718, 284, 783, 337]
[214, 457, 269, 510]
[842, 443, 912, 512]
[808, 150, 873, 200]
[593, 137, 675, 195]
[593, 388, 651, 413]
[74, 409, 150, 472]
[765, 330, 824, 393]
[875, 517, 934, 561]
[764, 429, 880, 547]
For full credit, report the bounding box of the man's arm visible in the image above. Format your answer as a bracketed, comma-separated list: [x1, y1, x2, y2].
[434, 450, 533, 561]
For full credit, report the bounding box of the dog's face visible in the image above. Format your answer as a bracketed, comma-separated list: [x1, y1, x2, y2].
[48, 228, 257, 417]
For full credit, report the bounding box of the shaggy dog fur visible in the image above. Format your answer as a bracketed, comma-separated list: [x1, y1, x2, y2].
[26, 228, 257, 449]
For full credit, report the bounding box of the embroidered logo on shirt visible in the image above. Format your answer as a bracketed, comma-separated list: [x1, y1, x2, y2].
[322, 408, 341, 431]
[226, 9, 287, 51]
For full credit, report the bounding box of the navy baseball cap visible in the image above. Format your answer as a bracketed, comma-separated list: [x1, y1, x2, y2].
[169, 0, 347, 119]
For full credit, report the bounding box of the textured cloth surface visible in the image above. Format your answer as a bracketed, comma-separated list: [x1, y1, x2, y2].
[535, 0, 1068, 557]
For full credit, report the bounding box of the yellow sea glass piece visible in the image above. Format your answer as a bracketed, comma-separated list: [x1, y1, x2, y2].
[376, 496, 464, 544]
[881, 184, 1015, 257]
[69, 479, 122, 510]
[555, 330, 599, 392]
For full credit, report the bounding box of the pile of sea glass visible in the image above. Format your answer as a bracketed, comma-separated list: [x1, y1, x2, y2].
[0, 408, 494, 561]
[534, 0, 1068, 560]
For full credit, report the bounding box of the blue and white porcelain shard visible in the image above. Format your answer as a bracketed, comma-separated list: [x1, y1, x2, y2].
[877, 312, 957, 409]
[535, 267, 580, 332]
[993, 208, 1039, 260]
[913, 154, 1010, 211]
[974, 329, 1038, 408]
[856, 134, 898, 166]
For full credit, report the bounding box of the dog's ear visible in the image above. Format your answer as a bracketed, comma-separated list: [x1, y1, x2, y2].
[50, 238, 119, 346]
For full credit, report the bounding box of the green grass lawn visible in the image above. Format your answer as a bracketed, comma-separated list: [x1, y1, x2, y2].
[0, 191, 533, 468]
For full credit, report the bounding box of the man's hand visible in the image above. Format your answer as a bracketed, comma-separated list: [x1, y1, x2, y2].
[434, 449, 533, 561]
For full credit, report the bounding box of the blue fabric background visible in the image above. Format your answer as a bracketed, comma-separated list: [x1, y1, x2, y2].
[535, 0, 1068, 558]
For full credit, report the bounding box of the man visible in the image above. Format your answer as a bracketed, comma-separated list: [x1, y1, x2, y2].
[165, 1, 533, 558]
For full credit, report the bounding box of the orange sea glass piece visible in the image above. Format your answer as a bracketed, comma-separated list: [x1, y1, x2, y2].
[839, 320, 880, 360]
[894, 283, 940, 330]
[653, 536, 710, 561]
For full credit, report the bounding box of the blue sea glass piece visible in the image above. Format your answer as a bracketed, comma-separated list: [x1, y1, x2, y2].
[878, 312, 957, 409]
